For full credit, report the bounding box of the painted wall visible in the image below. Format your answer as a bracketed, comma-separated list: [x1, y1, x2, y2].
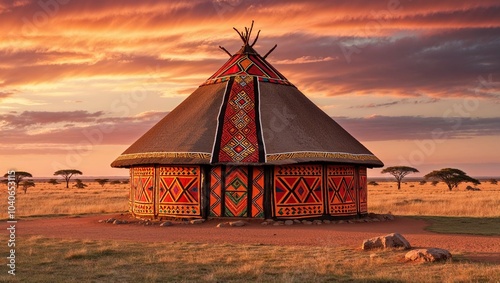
[129, 164, 367, 219]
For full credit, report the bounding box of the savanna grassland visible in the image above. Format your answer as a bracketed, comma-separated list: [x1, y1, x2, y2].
[369, 181, 500, 217]
[4, 179, 499, 219]
[1, 235, 499, 283]
[0, 180, 499, 282]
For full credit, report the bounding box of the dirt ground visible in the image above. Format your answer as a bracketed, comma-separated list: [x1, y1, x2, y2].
[15, 214, 500, 263]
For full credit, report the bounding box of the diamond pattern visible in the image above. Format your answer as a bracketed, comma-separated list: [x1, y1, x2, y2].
[327, 165, 357, 215]
[273, 165, 323, 218]
[217, 75, 260, 162]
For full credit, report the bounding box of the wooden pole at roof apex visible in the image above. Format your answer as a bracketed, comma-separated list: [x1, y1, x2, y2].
[263, 44, 277, 59]
[219, 46, 232, 57]
[234, 20, 258, 46]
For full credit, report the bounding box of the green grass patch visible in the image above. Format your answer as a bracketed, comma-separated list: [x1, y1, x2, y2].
[413, 216, 500, 236]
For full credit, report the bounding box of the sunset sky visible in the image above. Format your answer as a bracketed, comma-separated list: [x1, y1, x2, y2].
[1, 0, 499, 178]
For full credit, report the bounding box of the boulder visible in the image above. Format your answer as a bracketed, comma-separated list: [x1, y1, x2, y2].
[284, 220, 294, 226]
[362, 233, 411, 250]
[405, 248, 452, 262]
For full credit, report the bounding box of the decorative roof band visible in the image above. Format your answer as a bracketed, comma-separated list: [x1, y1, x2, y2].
[115, 152, 212, 161]
[266, 152, 381, 162]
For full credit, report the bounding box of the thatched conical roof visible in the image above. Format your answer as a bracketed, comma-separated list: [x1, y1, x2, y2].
[111, 23, 383, 168]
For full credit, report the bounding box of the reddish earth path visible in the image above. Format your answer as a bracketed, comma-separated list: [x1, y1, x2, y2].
[13, 214, 500, 263]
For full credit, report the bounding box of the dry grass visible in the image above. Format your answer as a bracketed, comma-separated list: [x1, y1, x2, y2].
[0, 182, 500, 219]
[0, 236, 498, 282]
[0, 181, 128, 219]
[2, 180, 499, 219]
[369, 181, 500, 217]
[1, 180, 499, 281]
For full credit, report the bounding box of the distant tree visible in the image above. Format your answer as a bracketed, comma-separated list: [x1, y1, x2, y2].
[419, 180, 427, 185]
[3, 171, 33, 187]
[73, 179, 87, 189]
[381, 166, 419, 190]
[110, 180, 122, 185]
[368, 181, 379, 186]
[47, 179, 59, 186]
[95, 179, 109, 187]
[21, 180, 35, 194]
[121, 180, 129, 184]
[431, 180, 439, 186]
[425, 168, 480, 191]
[489, 179, 498, 185]
[54, 169, 82, 188]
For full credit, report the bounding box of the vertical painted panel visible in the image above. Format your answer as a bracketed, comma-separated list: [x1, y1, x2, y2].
[273, 165, 323, 218]
[209, 166, 223, 217]
[251, 167, 265, 218]
[358, 167, 368, 214]
[157, 166, 201, 217]
[131, 166, 155, 216]
[327, 165, 357, 216]
[224, 166, 249, 217]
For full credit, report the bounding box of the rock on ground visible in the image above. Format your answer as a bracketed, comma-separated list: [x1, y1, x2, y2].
[229, 220, 247, 227]
[216, 222, 229, 228]
[160, 221, 172, 227]
[405, 248, 452, 262]
[189, 219, 205, 224]
[362, 233, 411, 250]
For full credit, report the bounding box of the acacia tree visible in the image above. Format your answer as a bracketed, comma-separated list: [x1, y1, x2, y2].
[95, 178, 109, 187]
[3, 171, 33, 187]
[47, 179, 59, 186]
[381, 166, 419, 190]
[54, 169, 82, 188]
[21, 180, 35, 194]
[74, 179, 87, 189]
[424, 168, 480, 191]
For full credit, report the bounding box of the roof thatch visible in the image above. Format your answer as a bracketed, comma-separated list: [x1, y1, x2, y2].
[111, 23, 383, 168]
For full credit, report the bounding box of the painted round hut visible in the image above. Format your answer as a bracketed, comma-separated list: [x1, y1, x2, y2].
[111, 24, 383, 220]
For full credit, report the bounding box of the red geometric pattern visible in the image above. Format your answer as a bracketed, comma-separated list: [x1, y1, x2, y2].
[273, 165, 323, 218]
[358, 167, 368, 214]
[218, 75, 260, 162]
[130, 167, 154, 215]
[209, 166, 223, 217]
[251, 167, 264, 218]
[203, 54, 290, 85]
[157, 166, 201, 217]
[224, 166, 249, 217]
[327, 165, 357, 215]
